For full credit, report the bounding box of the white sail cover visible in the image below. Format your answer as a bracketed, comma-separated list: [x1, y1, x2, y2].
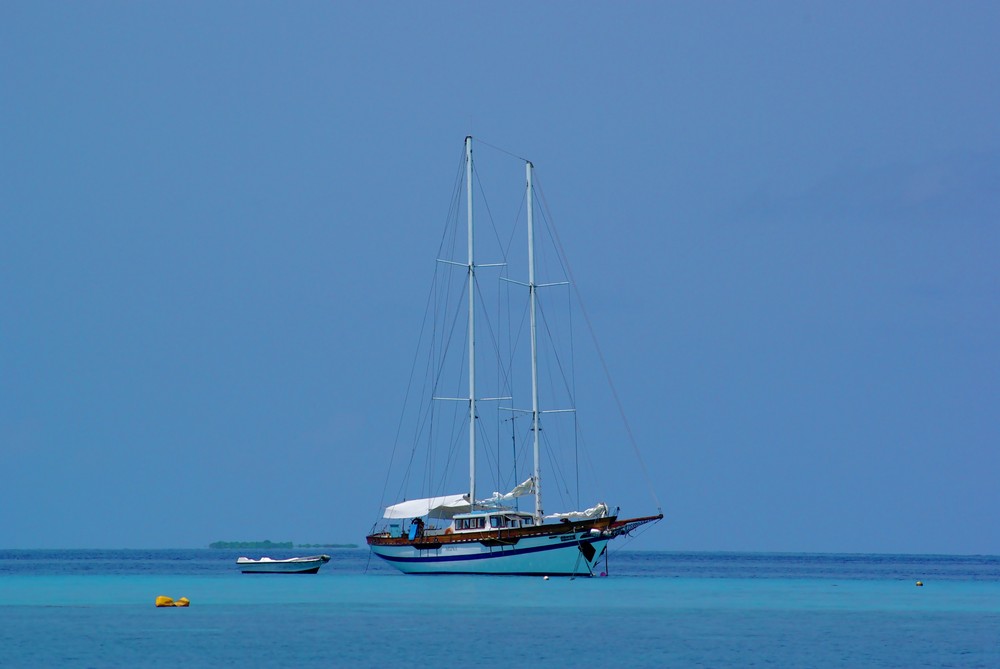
[544, 502, 609, 521]
[476, 477, 535, 506]
[383, 494, 470, 519]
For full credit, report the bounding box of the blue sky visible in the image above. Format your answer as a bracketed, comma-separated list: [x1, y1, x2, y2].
[2, 2, 997, 553]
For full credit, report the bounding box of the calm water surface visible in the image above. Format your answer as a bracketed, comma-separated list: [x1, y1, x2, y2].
[1, 549, 997, 667]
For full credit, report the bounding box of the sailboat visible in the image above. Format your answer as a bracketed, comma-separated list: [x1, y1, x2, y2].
[366, 137, 662, 576]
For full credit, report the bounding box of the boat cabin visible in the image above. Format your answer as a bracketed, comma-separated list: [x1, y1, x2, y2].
[450, 511, 535, 534]
[388, 510, 538, 540]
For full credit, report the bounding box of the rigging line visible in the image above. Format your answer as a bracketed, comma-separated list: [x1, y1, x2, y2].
[428, 235, 472, 395]
[433, 278, 470, 393]
[530, 308, 603, 506]
[398, 334, 448, 499]
[495, 305, 502, 495]
[435, 410, 468, 494]
[495, 402, 502, 494]
[607, 515, 662, 555]
[421, 271, 446, 498]
[534, 178, 663, 515]
[471, 162, 511, 267]
[380, 152, 466, 519]
[398, 267, 467, 504]
[504, 190, 527, 261]
[495, 192, 522, 495]
[541, 428, 573, 512]
[400, 147, 468, 504]
[535, 304, 580, 505]
[376, 247, 453, 522]
[470, 136, 531, 165]
[467, 276, 519, 494]
[497, 268, 512, 498]
[532, 178, 572, 285]
[534, 188, 578, 510]
[436, 144, 471, 259]
[439, 296, 470, 487]
[501, 278, 530, 495]
[509, 415, 518, 496]
[501, 242, 518, 495]
[575, 409, 581, 509]
[473, 277, 516, 395]
[573, 420, 602, 502]
[492, 270, 503, 495]
[502, 282, 531, 380]
[398, 272, 458, 505]
[477, 413, 503, 492]
[535, 297, 578, 405]
[419, 271, 456, 499]
[428, 264, 469, 495]
[569, 285, 579, 508]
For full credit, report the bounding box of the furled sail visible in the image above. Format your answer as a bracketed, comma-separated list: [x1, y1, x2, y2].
[544, 502, 609, 521]
[476, 477, 535, 506]
[383, 494, 470, 519]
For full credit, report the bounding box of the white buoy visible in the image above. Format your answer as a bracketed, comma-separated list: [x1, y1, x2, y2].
[543, 575, 549, 581]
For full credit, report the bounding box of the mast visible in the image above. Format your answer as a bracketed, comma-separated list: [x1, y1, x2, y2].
[466, 136, 477, 511]
[527, 160, 543, 523]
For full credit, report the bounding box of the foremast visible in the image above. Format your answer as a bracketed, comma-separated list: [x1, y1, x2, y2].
[466, 136, 477, 511]
[526, 160, 543, 524]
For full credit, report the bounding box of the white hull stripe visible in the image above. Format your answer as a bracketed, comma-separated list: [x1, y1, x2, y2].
[373, 537, 602, 564]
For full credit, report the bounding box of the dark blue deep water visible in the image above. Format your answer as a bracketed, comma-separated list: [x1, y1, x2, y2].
[1, 549, 997, 667]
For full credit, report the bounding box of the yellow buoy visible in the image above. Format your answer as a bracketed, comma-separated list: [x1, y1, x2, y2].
[916, 581, 924, 587]
[155, 596, 174, 607]
[175, 597, 190, 607]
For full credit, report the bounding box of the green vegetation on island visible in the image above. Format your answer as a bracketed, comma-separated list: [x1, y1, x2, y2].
[209, 540, 359, 549]
[209, 540, 293, 550]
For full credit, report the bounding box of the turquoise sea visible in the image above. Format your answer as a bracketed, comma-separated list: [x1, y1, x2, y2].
[1, 549, 997, 667]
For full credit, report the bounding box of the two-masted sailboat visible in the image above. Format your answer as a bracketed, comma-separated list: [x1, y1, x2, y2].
[366, 137, 661, 575]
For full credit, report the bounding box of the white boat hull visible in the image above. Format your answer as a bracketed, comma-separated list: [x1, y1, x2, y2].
[237, 555, 330, 574]
[369, 532, 609, 576]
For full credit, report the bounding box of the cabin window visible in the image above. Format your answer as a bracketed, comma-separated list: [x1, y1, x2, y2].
[456, 517, 486, 531]
[523, 517, 534, 526]
[490, 516, 501, 529]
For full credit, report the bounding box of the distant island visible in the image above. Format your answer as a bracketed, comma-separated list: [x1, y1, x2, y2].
[209, 540, 293, 550]
[209, 540, 359, 549]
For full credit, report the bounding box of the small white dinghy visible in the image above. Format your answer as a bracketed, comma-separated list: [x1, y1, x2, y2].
[236, 554, 331, 574]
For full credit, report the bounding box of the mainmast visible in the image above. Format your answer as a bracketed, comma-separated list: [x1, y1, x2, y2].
[527, 160, 543, 523]
[465, 136, 477, 511]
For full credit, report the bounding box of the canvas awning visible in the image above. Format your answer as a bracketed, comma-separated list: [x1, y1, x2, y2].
[383, 494, 471, 519]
